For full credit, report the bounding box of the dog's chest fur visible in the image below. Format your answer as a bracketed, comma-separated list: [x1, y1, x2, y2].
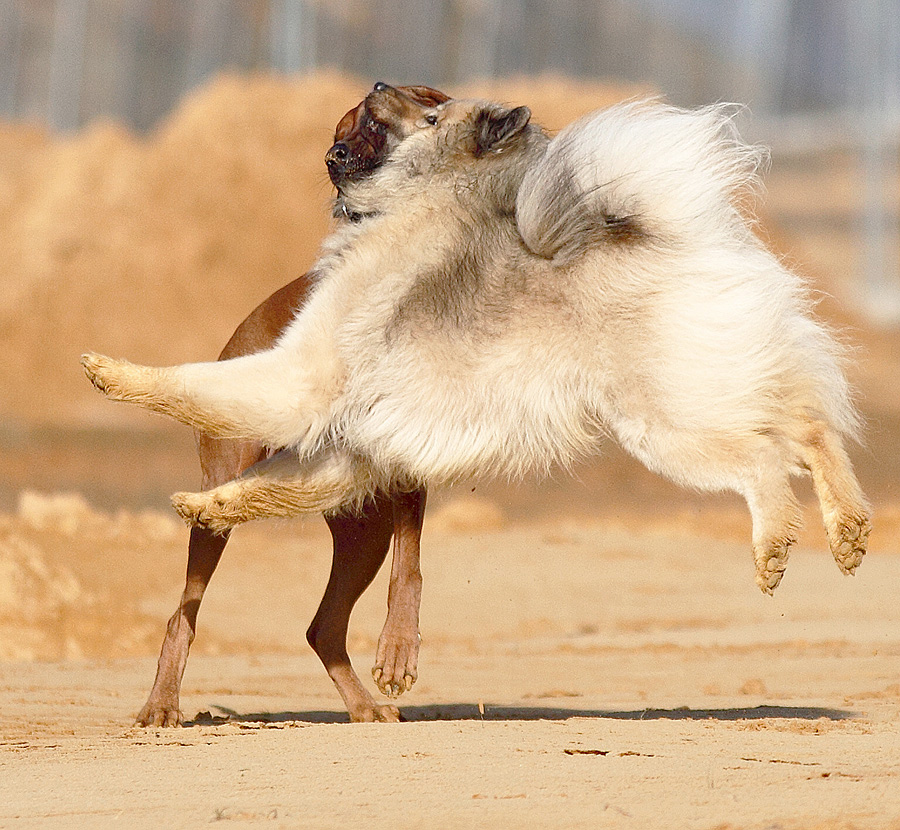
[303, 193, 599, 481]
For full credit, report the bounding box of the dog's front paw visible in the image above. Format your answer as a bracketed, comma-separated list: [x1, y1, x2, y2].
[373, 628, 420, 698]
[171, 484, 245, 535]
[135, 697, 184, 728]
[349, 703, 402, 723]
[81, 352, 117, 394]
[81, 353, 145, 401]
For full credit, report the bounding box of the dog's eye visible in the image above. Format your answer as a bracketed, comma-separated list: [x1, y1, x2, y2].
[424, 113, 438, 126]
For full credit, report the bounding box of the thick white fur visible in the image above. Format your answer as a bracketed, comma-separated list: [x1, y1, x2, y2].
[518, 102, 766, 258]
[83, 98, 869, 592]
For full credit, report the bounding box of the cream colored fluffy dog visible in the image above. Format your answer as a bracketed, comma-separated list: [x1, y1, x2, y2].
[83, 84, 869, 594]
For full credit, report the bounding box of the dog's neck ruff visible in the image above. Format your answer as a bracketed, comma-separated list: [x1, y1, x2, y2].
[334, 195, 377, 223]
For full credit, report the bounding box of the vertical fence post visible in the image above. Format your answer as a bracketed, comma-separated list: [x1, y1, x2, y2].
[47, 0, 90, 131]
[269, 0, 317, 74]
[0, 0, 23, 118]
[853, 0, 900, 325]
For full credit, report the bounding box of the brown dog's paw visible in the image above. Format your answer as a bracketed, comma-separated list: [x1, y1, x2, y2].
[349, 703, 402, 723]
[372, 635, 420, 698]
[135, 699, 183, 728]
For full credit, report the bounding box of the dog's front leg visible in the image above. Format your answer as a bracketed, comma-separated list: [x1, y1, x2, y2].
[82, 344, 340, 450]
[170, 446, 374, 532]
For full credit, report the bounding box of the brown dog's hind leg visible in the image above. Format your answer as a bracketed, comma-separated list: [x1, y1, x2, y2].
[310, 494, 402, 722]
[373, 489, 426, 698]
[799, 421, 870, 575]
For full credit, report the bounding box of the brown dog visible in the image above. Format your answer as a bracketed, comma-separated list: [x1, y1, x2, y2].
[135, 86, 449, 727]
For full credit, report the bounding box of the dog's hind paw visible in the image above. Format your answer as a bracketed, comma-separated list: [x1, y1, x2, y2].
[372, 631, 420, 698]
[753, 539, 791, 595]
[830, 513, 870, 576]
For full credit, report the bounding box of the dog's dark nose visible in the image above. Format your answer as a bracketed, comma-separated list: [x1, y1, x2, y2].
[325, 142, 350, 186]
[327, 143, 349, 162]
[373, 81, 389, 91]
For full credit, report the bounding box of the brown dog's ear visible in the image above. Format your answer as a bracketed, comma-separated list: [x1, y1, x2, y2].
[333, 101, 366, 143]
[398, 85, 451, 107]
[474, 105, 532, 157]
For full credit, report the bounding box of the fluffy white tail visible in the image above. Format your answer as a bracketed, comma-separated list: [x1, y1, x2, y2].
[516, 100, 767, 263]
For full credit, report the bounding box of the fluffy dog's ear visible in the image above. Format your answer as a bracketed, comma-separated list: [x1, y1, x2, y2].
[474, 106, 532, 157]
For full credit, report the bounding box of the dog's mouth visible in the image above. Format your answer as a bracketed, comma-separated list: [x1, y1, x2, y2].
[326, 144, 381, 188]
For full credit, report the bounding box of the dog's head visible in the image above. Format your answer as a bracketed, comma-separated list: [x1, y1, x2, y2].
[363, 83, 535, 169]
[325, 85, 451, 189]
[339, 83, 542, 217]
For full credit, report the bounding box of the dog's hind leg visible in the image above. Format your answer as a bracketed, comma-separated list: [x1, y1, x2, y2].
[798, 421, 870, 575]
[372, 489, 426, 698]
[741, 445, 803, 595]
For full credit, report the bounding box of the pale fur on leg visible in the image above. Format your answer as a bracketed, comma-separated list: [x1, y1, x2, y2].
[171, 446, 377, 533]
[81, 353, 259, 439]
[81, 338, 341, 450]
[797, 421, 871, 575]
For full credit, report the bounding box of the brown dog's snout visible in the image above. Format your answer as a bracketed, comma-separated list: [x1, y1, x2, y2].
[326, 140, 359, 187]
[327, 84, 451, 189]
[329, 143, 349, 161]
[326, 142, 349, 167]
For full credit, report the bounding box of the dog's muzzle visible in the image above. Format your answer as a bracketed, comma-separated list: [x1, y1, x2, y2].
[325, 142, 351, 186]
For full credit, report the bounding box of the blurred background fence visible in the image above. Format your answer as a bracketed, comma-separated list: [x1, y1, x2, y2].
[1, 0, 898, 320]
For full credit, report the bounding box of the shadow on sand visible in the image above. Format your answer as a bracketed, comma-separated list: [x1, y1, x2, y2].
[186, 702, 854, 727]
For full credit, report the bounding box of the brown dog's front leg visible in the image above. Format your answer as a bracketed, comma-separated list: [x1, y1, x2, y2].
[136, 525, 229, 727]
[372, 489, 426, 697]
[309, 494, 401, 722]
[136, 429, 268, 727]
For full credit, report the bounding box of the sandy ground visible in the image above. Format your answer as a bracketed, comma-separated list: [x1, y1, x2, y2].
[2, 507, 900, 828]
[1, 73, 900, 828]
